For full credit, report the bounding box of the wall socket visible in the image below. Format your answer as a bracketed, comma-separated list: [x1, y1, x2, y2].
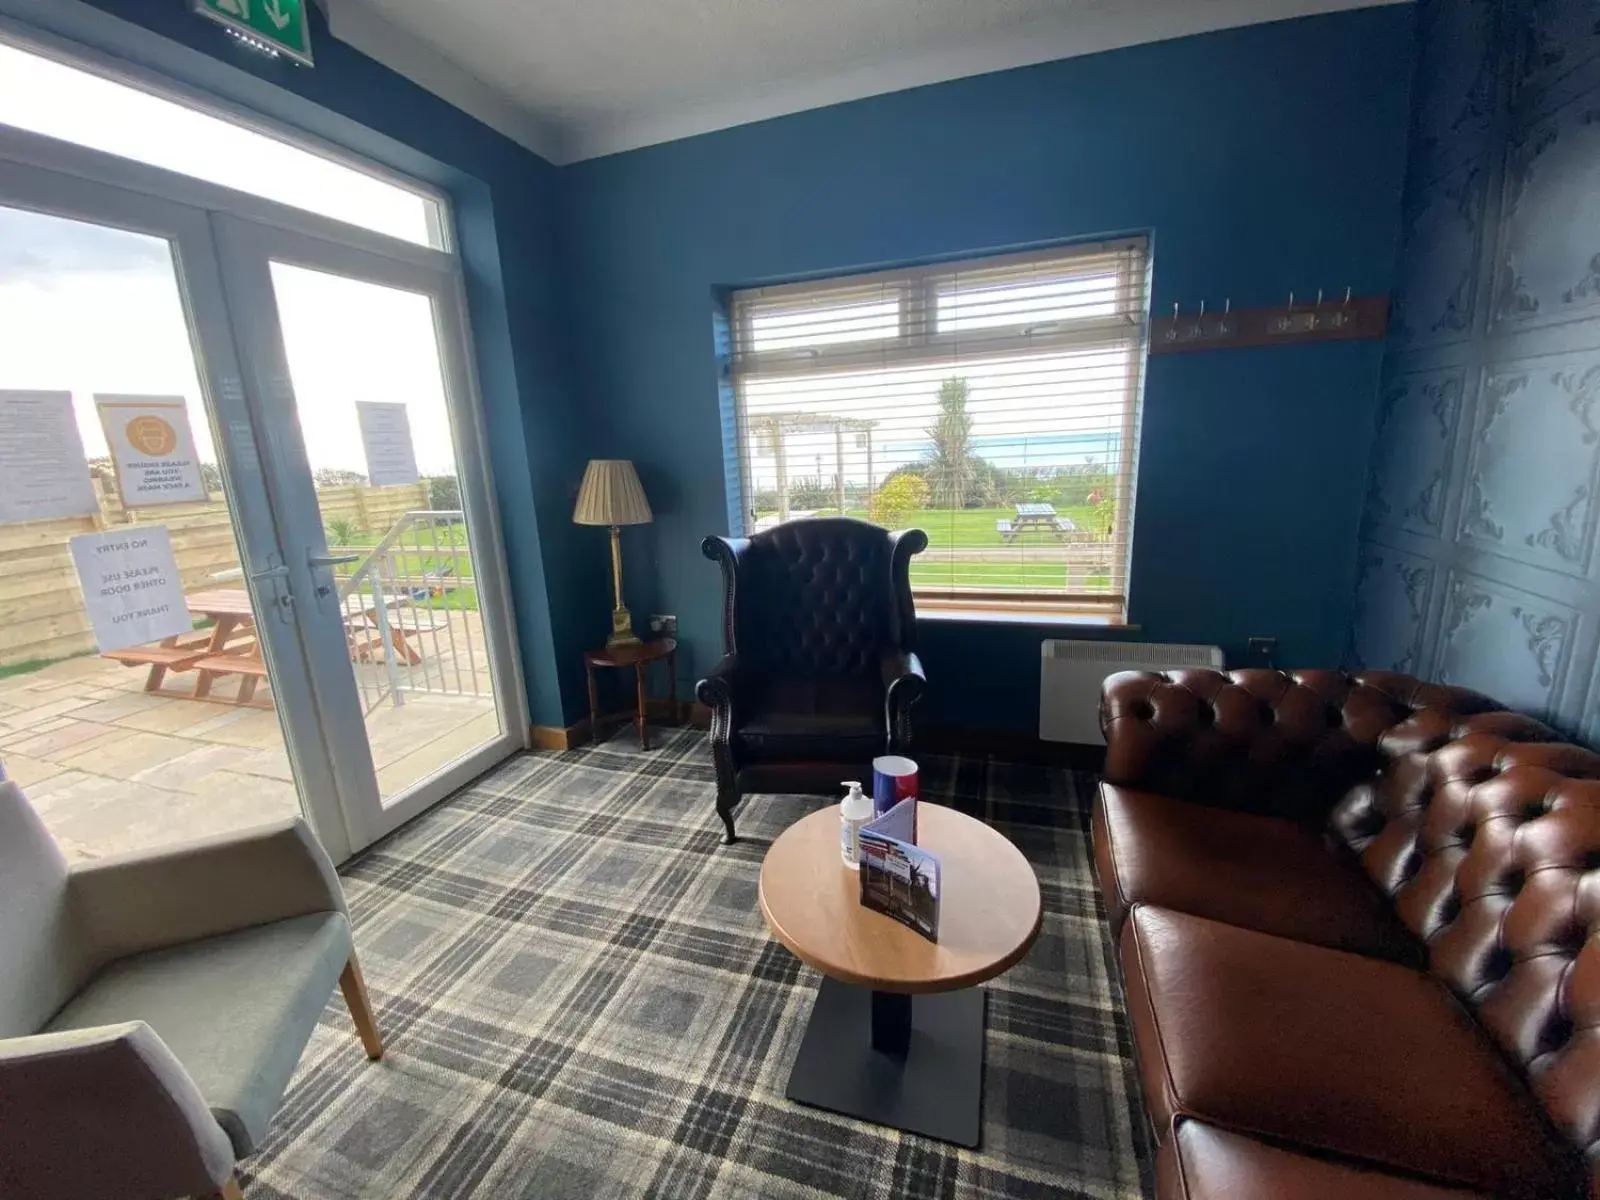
[649, 614, 678, 635]
[1246, 637, 1279, 668]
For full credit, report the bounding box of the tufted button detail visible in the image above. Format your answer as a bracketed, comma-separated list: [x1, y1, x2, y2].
[1457, 825, 1475, 846]
[1585, 850, 1600, 872]
[1483, 947, 1514, 983]
[1540, 1014, 1576, 1054]
[1132, 701, 1155, 721]
[1438, 891, 1462, 922]
[1196, 706, 1215, 728]
[1325, 704, 1344, 728]
[1522, 801, 1546, 821]
[1471, 765, 1498, 785]
[1501, 868, 1525, 893]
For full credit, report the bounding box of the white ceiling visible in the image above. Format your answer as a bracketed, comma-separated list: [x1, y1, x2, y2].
[328, 0, 1404, 164]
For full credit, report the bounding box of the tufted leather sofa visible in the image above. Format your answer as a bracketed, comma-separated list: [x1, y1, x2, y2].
[696, 518, 927, 842]
[1093, 668, 1600, 1199]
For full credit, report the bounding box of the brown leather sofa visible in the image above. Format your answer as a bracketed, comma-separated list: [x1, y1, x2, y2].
[1092, 668, 1600, 1199]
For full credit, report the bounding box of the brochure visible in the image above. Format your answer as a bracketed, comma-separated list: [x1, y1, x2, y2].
[858, 798, 941, 942]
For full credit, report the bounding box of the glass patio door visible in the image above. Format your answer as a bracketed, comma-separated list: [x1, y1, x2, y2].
[0, 152, 348, 860]
[212, 215, 524, 850]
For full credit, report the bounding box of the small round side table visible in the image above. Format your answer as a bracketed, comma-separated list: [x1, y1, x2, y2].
[758, 802, 1041, 1147]
[583, 638, 677, 750]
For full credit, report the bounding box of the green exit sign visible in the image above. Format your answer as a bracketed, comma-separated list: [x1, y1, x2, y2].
[193, 0, 313, 66]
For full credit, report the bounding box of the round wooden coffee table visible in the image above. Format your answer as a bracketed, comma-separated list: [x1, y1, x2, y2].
[759, 802, 1041, 1147]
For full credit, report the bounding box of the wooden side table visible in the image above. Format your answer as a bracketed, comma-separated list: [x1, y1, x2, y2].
[584, 638, 677, 750]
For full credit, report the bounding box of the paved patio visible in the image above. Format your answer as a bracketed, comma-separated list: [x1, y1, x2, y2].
[0, 613, 501, 862]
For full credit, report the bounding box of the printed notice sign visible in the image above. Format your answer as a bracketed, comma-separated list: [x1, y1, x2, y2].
[0, 390, 99, 524]
[70, 526, 192, 652]
[355, 401, 421, 487]
[96, 395, 209, 507]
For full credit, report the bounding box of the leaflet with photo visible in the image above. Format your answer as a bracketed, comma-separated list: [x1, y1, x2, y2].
[858, 798, 940, 943]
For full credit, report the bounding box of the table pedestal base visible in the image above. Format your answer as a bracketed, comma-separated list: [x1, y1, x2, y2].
[784, 977, 985, 1147]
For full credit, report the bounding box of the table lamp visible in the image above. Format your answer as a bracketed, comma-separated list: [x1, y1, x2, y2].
[573, 459, 654, 647]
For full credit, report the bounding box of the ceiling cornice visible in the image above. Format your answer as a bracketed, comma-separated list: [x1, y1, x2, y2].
[330, 0, 1407, 168]
[327, 0, 563, 162]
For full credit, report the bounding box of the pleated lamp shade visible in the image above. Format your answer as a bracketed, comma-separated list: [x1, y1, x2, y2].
[573, 459, 653, 526]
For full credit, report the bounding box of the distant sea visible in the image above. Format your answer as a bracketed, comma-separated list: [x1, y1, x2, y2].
[879, 431, 1122, 468]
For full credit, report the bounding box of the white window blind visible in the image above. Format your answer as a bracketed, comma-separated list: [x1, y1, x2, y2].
[728, 238, 1150, 617]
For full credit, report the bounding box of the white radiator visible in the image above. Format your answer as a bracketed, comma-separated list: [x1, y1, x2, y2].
[1039, 640, 1224, 744]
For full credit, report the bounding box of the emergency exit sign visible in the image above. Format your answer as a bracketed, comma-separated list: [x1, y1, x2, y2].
[193, 0, 313, 66]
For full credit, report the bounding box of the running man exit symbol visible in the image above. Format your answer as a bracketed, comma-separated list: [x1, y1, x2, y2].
[193, 0, 313, 65]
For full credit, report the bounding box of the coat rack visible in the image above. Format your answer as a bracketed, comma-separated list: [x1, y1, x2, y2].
[1149, 288, 1389, 355]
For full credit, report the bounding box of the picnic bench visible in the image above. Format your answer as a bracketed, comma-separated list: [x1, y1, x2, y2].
[997, 503, 1081, 543]
[101, 587, 429, 708]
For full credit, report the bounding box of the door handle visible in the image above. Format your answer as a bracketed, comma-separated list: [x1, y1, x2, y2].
[246, 562, 294, 624]
[309, 553, 361, 569]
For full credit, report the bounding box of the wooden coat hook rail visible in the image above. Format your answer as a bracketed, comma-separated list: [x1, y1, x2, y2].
[1149, 288, 1389, 355]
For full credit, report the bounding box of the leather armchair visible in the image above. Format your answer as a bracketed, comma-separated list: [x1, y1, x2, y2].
[697, 517, 928, 842]
[0, 779, 382, 1200]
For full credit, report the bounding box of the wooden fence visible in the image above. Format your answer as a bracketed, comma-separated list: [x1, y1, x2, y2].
[0, 482, 429, 667]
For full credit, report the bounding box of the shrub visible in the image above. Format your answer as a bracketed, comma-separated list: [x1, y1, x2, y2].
[787, 475, 834, 510]
[325, 516, 360, 546]
[426, 474, 462, 512]
[869, 474, 930, 527]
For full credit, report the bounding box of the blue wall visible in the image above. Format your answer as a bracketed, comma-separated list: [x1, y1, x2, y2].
[561, 7, 1416, 732]
[1351, 0, 1600, 740]
[5, 0, 597, 726]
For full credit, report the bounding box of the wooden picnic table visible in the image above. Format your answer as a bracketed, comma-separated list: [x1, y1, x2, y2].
[997, 503, 1080, 543]
[101, 587, 423, 708]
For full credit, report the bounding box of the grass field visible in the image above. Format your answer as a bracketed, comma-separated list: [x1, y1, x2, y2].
[748, 506, 1115, 591]
[757, 506, 1106, 546]
[330, 522, 480, 612]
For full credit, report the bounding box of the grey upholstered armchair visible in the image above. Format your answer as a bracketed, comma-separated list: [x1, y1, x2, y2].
[0, 779, 381, 1200]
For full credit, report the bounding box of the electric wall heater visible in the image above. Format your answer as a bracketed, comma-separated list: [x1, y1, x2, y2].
[1039, 640, 1224, 744]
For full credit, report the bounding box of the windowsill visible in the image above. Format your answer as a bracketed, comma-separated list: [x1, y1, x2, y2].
[918, 607, 1138, 630]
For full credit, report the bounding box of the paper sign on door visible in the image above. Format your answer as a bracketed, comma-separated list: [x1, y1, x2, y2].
[96, 395, 209, 506]
[0, 390, 99, 524]
[70, 526, 193, 652]
[355, 401, 421, 487]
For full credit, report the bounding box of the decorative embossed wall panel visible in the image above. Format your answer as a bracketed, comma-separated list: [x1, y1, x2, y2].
[1352, 0, 1600, 738]
[1367, 367, 1466, 536]
[1492, 98, 1600, 332]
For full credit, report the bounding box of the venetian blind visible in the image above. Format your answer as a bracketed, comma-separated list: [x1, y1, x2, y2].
[728, 238, 1150, 616]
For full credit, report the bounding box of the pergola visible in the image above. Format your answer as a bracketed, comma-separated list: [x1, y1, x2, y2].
[749, 412, 877, 521]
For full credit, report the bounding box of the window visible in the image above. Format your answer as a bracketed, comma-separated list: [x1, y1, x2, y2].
[0, 37, 444, 248]
[727, 239, 1150, 619]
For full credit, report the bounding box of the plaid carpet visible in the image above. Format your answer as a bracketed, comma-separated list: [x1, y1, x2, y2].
[243, 728, 1153, 1199]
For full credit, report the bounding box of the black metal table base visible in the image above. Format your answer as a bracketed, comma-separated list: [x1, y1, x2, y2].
[784, 977, 985, 1147]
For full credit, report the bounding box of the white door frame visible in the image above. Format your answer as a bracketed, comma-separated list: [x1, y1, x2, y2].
[213, 213, 529, 848]
[0, 152, 357, 858]
[0, 117, 530, 857]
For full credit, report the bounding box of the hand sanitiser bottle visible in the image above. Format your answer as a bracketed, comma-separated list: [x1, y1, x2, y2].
[839, 780, 872, 869]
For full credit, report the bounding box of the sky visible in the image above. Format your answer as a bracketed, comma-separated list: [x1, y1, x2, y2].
[0, 40, 463, 493]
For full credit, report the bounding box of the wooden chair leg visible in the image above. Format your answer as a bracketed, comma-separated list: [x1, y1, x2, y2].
[339, 953, 384, 1060]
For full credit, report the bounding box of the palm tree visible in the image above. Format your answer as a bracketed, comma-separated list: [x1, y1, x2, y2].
[924, 377, 976, 508]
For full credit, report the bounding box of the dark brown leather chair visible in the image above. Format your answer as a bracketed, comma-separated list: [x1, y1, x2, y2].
[696, 518, 927, 843]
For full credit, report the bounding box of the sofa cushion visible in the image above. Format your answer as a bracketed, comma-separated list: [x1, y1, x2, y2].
[735, 675, 884, 762]
[45, 911, 351, 1157]
[1093, 784, 1417, 960]
[1157, 1120, 1491, 1200]
[1121, 905, 1578, 1197]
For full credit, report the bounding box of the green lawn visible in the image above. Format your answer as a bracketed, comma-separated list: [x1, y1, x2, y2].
[753, 506, 1108, 547]
[329, 523, 480, 613]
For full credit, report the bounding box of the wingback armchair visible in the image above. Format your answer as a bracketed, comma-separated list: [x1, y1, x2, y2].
[696, 517, 928, 843]
[0, 779, 381, 1200]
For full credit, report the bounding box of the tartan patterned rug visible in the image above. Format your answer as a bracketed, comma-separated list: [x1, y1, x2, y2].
[243, 728, 1153, 1199]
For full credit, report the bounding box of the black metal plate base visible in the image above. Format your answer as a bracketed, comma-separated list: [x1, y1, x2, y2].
[785, 977, 985, 1147]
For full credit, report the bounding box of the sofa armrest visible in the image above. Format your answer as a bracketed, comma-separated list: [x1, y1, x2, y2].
[69, 817, 345, 964]
[881, 650, 926, 753]
[0, 1022, 234, 1198]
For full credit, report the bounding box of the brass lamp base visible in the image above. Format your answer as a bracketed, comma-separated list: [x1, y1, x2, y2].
[607, 606, 640, 648]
